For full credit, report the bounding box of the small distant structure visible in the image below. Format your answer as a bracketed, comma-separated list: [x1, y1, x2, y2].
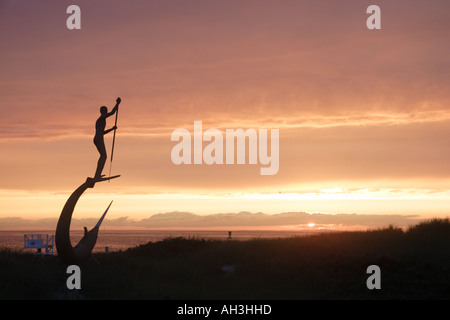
[228, 231, 232, 240]
[24, 234, 54, 255]
[221, 264, 236, 275]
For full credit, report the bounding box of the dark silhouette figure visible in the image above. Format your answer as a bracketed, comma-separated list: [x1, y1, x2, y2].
[93, 97, 120, 179]
[55, 97, 121, 265]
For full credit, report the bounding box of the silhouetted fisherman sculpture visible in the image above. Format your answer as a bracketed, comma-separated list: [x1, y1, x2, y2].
[94, 97, 120, 179]
[55, 97, 121, 265]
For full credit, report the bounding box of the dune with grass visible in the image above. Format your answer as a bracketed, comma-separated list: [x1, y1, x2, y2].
[0, 219, 449, 299]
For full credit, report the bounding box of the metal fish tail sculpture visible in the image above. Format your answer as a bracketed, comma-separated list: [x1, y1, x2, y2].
[55, 177, 113, 265]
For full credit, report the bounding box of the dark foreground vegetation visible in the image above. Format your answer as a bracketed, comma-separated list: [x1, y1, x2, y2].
[0, 219, 449, 299]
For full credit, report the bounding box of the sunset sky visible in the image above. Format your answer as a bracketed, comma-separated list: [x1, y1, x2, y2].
[1, 0, 450, 230]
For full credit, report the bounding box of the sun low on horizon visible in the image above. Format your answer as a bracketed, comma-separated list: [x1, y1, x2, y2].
[1, 0, 450, 231]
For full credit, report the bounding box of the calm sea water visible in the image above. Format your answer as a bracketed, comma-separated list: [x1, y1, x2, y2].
[0, 230, 312, 253]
